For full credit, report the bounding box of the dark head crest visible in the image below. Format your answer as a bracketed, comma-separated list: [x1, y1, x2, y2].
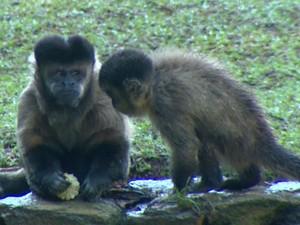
[34, 35, 95, 66]
[100, 49, 153, 85]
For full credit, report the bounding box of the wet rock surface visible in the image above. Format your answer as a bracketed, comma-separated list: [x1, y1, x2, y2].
[0, 193, 122, 225]
[0, 180, 300, 225]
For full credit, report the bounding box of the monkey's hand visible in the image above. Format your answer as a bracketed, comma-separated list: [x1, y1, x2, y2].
[80, 176, 112, 201]
[38, 171, 71, 197]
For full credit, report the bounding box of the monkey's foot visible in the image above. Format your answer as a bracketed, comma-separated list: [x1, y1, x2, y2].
[188, 181, 220, 193]
[79, 176, 114, 201]
[218, 178, 259, 191]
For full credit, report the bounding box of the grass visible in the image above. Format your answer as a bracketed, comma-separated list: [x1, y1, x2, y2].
[0, 0, 299, 177]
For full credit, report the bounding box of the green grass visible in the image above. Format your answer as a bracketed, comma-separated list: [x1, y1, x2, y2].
[0, 0, 299, 177]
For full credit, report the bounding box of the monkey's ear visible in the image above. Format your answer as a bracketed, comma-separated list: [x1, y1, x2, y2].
[123, 79, 143, 98]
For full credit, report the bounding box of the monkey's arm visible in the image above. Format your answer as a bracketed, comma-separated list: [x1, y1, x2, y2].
[159, 116, 222, 191]
[153, 113, 200, 190]
[196, 143, 223, 191]
[21, 144, 70, 198]
[80, 128, 129, 200]
[17, 93, 70, 199]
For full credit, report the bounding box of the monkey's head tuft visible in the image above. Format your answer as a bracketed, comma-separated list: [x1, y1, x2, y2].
[34, 35, 95, 66]
[99, 49, 153, 87]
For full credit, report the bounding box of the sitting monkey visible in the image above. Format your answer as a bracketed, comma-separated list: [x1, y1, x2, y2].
[98, 48, 300, 191]
[14, 35, 130, 200]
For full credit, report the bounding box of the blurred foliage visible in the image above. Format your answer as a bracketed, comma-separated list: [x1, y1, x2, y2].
[0, 0, 299, 178]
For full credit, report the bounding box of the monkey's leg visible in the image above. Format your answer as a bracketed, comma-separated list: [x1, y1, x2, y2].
[80, 137, 129, 200]
[219, 164, 261, 190]
[195, 144, 223, 192]
[24, 147, 70, 199]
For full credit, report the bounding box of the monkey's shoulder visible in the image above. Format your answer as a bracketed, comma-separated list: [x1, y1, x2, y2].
[18, 82, 38, 107]
[150, 80, 191, 129]
[152, 72, 193, 107]
[17, 82, 44, 125]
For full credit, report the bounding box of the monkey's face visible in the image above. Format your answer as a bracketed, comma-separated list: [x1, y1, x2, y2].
[41, 62, 93, 107]
[101, 82, 148, 117]
[99, 48, 154, 116]
[101, 84, 133, 114]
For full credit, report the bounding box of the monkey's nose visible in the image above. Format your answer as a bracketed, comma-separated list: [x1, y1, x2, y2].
[62, 80, 76, 87]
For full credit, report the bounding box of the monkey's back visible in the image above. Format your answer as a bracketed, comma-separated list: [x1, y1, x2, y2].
[150, 50, 274, 162]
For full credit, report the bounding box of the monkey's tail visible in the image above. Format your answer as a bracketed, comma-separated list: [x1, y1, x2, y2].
[261, 144, 300, 180]
[0, 167, 30, 199]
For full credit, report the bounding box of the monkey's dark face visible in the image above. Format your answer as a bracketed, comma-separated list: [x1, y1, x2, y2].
[100, 82, 148, 117]
[99, 48, 154, 116]
[33, 34, 96, 108]
[100, 84, 133, 114]
[41, 62, 93, 107]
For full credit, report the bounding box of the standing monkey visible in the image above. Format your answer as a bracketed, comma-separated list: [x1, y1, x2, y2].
[15, 35, 130, 200]
[99, 48, 300, 191]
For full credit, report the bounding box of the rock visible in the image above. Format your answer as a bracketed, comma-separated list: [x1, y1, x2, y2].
[0, 193, 122, 225]
[126, 181, 300, 225]
[126, 190, 300, 225]
[0, 180, 300, 225]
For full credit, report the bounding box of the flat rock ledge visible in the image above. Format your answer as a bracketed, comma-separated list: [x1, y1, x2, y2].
[1, 181, 300, 225]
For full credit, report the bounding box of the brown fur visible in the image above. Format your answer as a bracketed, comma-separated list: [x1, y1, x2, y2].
[99, 48, 300, 191]
[18, 72, 125, 153]
[14, 35, 130, 200]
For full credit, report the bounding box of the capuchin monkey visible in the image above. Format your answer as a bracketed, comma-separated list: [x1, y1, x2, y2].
[13, 35, 130, 200]
[99, 48, 300, 192]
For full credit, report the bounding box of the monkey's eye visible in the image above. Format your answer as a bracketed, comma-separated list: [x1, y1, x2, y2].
[70, 70, 81, 77]
[55, 70, 65, 77]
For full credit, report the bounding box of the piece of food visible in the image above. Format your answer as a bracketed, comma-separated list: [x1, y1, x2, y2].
[57, 173, 80, 200]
